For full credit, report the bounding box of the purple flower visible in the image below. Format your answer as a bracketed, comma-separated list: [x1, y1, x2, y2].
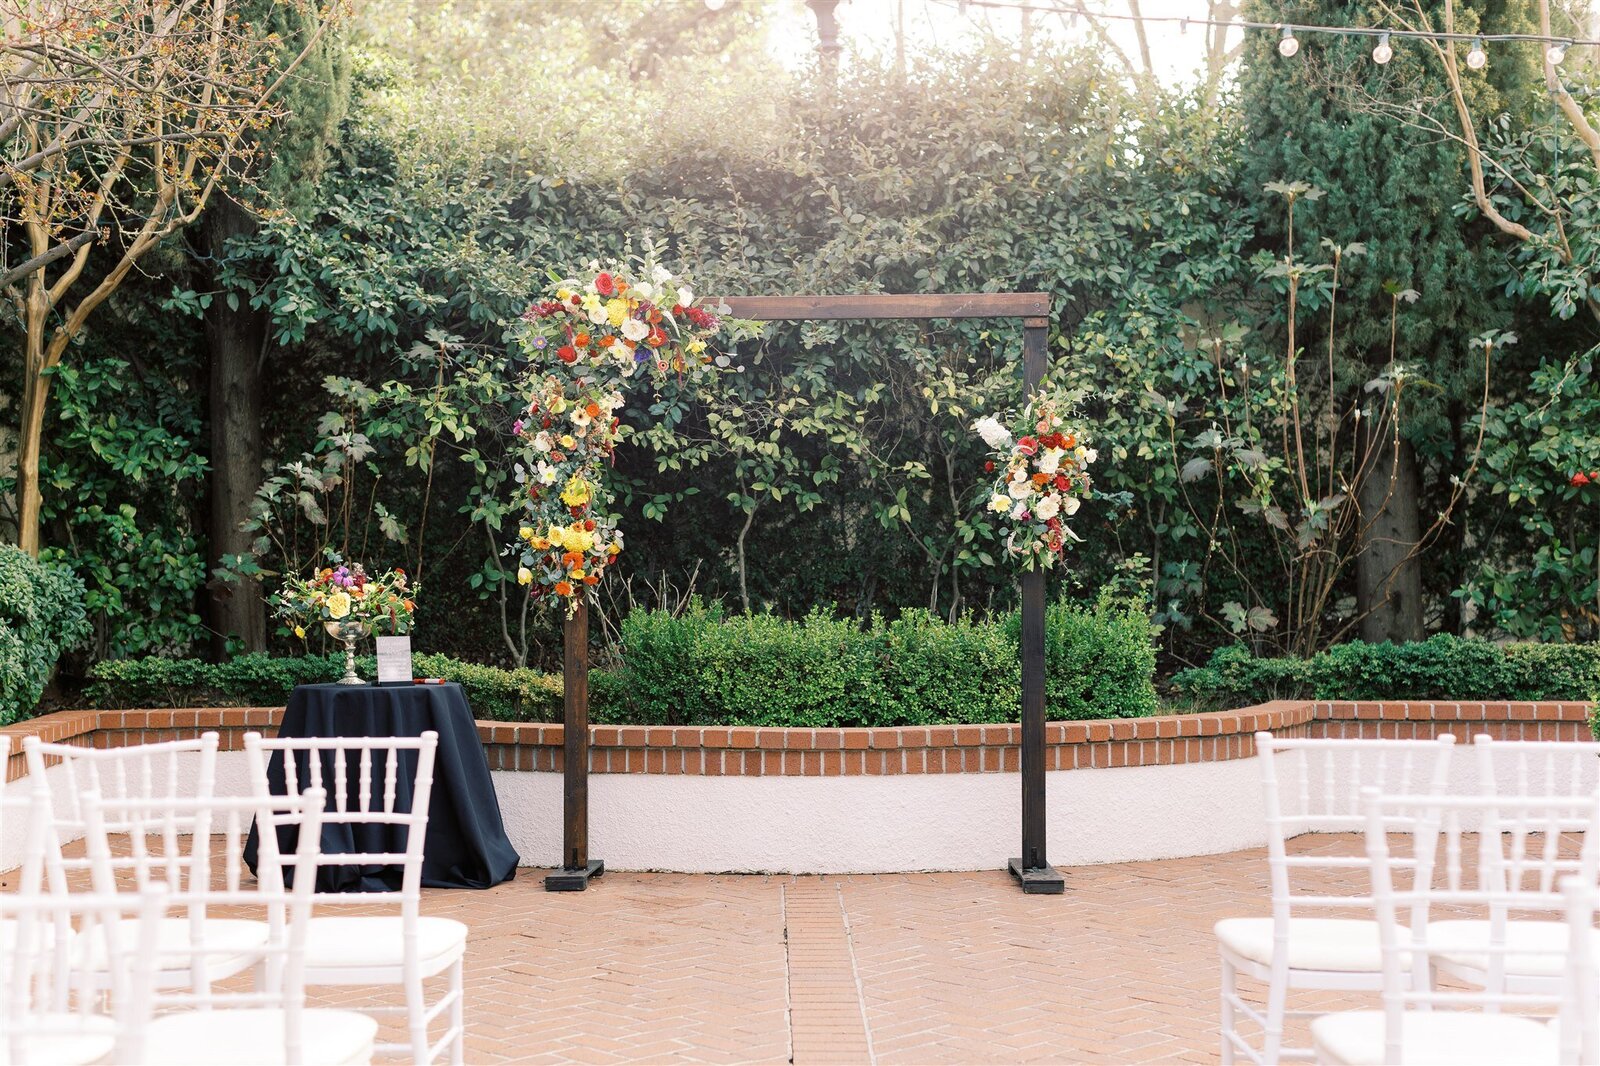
[532, 337, 547, 349]
[633, 349, 648, 363]
[512, 419, 525, 436]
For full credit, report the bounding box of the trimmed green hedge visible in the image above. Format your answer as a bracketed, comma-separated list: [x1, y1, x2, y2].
[1172, 636, 1600, 709]
[85, 599, 1159, 727]
[0, 546, 90, 724]
[616, 598, 1158, 727]
[86, 652, 577, 721]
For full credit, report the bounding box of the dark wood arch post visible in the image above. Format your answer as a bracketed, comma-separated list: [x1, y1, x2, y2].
[544, 292, 1063, 894]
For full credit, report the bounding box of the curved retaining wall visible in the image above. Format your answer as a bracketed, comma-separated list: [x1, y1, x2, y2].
[2, 700, 1590, 873]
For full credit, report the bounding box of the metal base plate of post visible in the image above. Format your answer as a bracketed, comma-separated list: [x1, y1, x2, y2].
[1008, 857, 1064, 895]
[545, 859, 605, 892]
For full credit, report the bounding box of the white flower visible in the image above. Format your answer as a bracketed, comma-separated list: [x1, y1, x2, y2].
[1062, 496, 1081, 516]
[1082, 448, 1098, 464]
[633, 281, 655, 301]
[1035, 494, 1061, 521]
[533, 431, 553, 453]
[572, 408, 592, 427]
[1007, 479, 1032, 500]
[988, 493, 1011, 514]
[1011, 502, 1028, 520]
[1038, 448, 1062, 475]
[537, 463, 559, 486]
[621, 317, 650, 342]
[651, 264, 672, 284]
[973, 416, 1012, 450]
[677, 286, 695, 307]
[587, 304, 609, 326]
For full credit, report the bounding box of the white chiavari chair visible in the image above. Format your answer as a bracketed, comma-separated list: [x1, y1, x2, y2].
[0, 881, 164, 1066]
[82, 788, 379, 1065]
[1311, 790, 1600, 1065]
[244, 730, 465, 1066]
[1217, 733, 1457, 1064]
[1557, 875, 1600, 1066]
[20, 732, 276, 993]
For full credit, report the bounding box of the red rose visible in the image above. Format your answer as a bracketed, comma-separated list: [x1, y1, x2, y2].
[1054, 474, 1071, 491]
[671, 304, 685, 315]
[584, 519, 596, 532]
[595, 272, 615, 296]
[1574, 472, 1591, 487]
[557, 345, 578, 363]
[1017, 436, 1039, 456]
[984, 461, 995, 473]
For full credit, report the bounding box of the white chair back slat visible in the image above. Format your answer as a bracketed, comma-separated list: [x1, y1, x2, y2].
[1255, 732, 1456, 913]
[1362, 789, 1600, 1064]
[1558, 876, 1600, 1065]
[1476, 735, 1600, 803]
[242, 731, 439, 906]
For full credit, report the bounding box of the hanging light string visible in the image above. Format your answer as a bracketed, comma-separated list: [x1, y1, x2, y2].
[941, 0, 1585, 63]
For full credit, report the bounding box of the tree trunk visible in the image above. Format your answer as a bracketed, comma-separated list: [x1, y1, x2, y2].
[1356, 424, 1425, 644]
[202, 195, 268, 655]
[15, 367, 48, 558]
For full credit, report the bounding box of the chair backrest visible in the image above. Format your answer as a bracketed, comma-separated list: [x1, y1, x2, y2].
[21, 733, 220, 894]
[0, 885, 166, 1066]
[242, 730, 438, 908]
[81, 789, 327, 1064]
[1254, 733, 1456, 912]
[1363, 789, 1600, 1064]
[1475, 734, 1600, 801]
[1558, 875, 1600, 1066]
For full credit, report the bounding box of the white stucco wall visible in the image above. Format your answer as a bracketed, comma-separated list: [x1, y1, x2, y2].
[6, 735, 1591, 876]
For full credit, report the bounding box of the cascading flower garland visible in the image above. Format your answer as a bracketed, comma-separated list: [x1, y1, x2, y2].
[508, 254, 760, 615]
[973, 384, 1096, 570]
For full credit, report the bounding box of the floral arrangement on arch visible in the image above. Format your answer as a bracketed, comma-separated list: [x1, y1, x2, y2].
[272, 551, 416, 636]
[508, 252, 761, 614]
[973, 384, 1097, 570]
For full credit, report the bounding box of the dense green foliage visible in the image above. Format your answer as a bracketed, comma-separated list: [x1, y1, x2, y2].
[11, 2, 1600, 724]
[0, 546, 90, 724]
[617, 598, 1157, 727]
[1173, 636, 1600, 707]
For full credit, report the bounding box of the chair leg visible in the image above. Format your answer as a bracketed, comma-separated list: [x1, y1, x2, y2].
[406, 974, 430, 1065]
[449, 957, 465, 1066]
[1220, 954, 1238, 1066]
[1262, 960, 1289, 1065]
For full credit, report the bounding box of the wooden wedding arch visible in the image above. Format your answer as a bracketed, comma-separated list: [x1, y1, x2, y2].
[546, 292, 1065, 895]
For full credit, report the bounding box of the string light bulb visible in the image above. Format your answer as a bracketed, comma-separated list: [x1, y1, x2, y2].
[1278, 26, 1300, 58]
[1372, 33, 1393, 64]
[1548, 40, 1568, 64]
[1467, 36, 1488, 69]
[704, 0, 726, 8]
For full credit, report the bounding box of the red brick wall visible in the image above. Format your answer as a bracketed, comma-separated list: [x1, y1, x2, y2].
[1, 700, 1590, 783]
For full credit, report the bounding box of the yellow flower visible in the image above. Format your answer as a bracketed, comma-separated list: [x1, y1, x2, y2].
[989, 493, 1012, 514]
[519, 526, 535, 541]
[560, 476, 592, 507]
[571, 568, 586, 580]
[517, 566, 533, 586]
[687, 339, 707, 355]
[327, 591, 352, 619]
[557, 287, 574, 302]
[294, 625, 305, 639]
[548, 526, 567, 549]
[559, 434, 576, 449]
[605, 298, 629, 327]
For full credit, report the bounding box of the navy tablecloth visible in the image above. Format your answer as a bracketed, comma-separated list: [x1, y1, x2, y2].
[245, 682, 519, 891]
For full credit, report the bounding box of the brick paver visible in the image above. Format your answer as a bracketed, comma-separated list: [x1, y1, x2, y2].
[296, 838, 1377, 1064]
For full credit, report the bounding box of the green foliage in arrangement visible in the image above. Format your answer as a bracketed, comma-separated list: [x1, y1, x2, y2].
[1173, 636, 1600, 709]
[0, 546, 90, 724]
[617, 599, 1157, 727]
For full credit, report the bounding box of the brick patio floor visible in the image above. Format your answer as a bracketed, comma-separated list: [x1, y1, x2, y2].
[312, 837, 1376, 1065]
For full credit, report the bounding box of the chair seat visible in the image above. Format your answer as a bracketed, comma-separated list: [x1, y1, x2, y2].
[0, 918, 73, 953]
[1311, 1009, 1559, 1065]
[1215, 917, 1406, 972]
[1431, 919, 1598, 980]
[144, 1007, 378, 1065]
[14, 1013, 116, 1066]
[79, 916, 269, 978]
[303, 915, 468, 977]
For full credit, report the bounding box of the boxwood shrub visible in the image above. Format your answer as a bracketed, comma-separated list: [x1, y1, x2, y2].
[0, 545, 90, 724]
[1172, 635, 1600, 709]
[85, 600, 1159, 727]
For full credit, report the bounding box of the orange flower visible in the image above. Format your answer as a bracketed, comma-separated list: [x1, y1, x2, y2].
[598, 335, 615, 347]
[582, 573, 599, 585]
[1063, 434, 1077, 448]
[562, 551, 584, 569]
[403, 599, 415, 611]
[574, 332, 591, 347]
[554, 581, 573, 597]
[584, 402, 600, 418]
[1032, 472, 1050, 488]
